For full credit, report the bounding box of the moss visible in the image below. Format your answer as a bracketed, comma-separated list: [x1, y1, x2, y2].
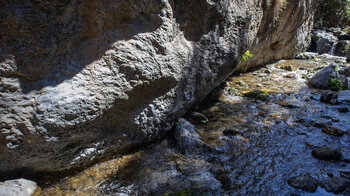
[174, 188, 198, 196]
[328, 78, 346, 91]
[190, 112, 209, 123]
[244, 90, 271, 101]
[241, 50, 253, 61]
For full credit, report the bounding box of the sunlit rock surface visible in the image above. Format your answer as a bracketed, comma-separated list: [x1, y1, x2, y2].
[0, 0, 316, 176]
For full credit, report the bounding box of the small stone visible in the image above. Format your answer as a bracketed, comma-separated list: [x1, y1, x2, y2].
[222, 129, 240, 136]
[264, 69, 272, 74]
[329, 99, 340, 105]
[320, 91, 338, 103]
[312, 146, 342, 160]
[322, 126, 345, 136]
[337, 107, 349, 113]
[281, 65, 294, 71]
[237, 80, 248, 88]
[244, 90, 270, 101]
[321, 177, 349, 194]
[287, 173, 318, 192]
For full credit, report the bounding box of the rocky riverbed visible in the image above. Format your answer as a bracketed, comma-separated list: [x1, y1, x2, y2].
[36, 55, 350, 195]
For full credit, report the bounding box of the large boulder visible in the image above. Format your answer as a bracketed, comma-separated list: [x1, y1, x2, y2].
[309, 64, 348, 90]
[0, 0, 317, 177]
[314, 30, 339, 55]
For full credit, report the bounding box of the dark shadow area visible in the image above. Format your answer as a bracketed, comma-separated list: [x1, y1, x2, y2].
[0, 0, 164, 93]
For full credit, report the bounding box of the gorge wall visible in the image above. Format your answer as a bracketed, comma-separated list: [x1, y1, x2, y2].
[0, 0, 317, 178]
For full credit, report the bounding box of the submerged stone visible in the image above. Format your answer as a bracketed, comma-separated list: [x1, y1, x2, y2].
[175, 118, 212, 154]
[312, 146, 342, 160]
[244, 90, 270, 101]
[322, 126, 345, 136]
[321, 177, 349, 194]
[287, 173, 318, 192]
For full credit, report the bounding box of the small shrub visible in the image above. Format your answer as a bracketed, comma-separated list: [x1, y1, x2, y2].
[328, 78, 346, 91]
[242, 50, 253, 61]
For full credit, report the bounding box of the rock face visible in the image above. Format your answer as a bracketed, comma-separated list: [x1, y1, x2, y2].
[0, 0, 317, 176]
[308, 28, 350, 57]
[236, 0, 317, 71]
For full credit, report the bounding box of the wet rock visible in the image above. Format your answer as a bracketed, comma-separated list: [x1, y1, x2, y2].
[280, 65, 294, 71]
[216, 173, 233, 190]
[337, 107, 349, 113]
[314, 30, 338, 54]
[0, 179, 40, 196]
[264, 69, 272, 74]
[333, 40, 350, 57]
[244, 90, 270, 101]
[0, 0, 319, 176]
[175, 118, 212, 154]
[338, 65, 350, 77]
[287, 173, 318, 192]
[320, 91, 338, 103]
[329, 28, 350, 40]
[312, 146, 342, 160]
[322, 126, 345, 136]
[237, 80, 249, 88]
[309, 65, 337, 89]
[321, 177, 349, 194]
[295, 52, 318, 60]
[309, 64, 348, 90]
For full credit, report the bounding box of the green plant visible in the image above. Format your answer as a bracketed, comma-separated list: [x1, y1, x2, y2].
[328, 78, 346, 91]
[334, 65, 340, 71]
[317, 0, 350, 27]
[174, 188, 197, 196]
[345, 44, 350, 50]
[242, 50, 253, 61]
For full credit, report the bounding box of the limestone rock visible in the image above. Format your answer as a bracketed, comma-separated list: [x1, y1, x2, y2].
[174, 118, 212, 154]
[0, 0, 318, 176]
[309, 64, 348, 90]
[0, 179, 39, 196]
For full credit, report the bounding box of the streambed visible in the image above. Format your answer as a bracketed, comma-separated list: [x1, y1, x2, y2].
[42, 56, 350, 196]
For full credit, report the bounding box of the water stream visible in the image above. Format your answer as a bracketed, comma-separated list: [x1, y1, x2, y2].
[42, 57, 350, 195]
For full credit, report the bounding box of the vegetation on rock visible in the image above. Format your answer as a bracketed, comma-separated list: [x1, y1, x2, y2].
[328, 78, 346, 91]
[316, 0, 350, 27]
[241, 50, 253, 61]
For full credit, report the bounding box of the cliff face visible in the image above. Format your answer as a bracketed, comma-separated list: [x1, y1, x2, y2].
[0, 0, 316, 176]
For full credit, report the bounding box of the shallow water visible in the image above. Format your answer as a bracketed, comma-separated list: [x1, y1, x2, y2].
[43, 57, 350, 195]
